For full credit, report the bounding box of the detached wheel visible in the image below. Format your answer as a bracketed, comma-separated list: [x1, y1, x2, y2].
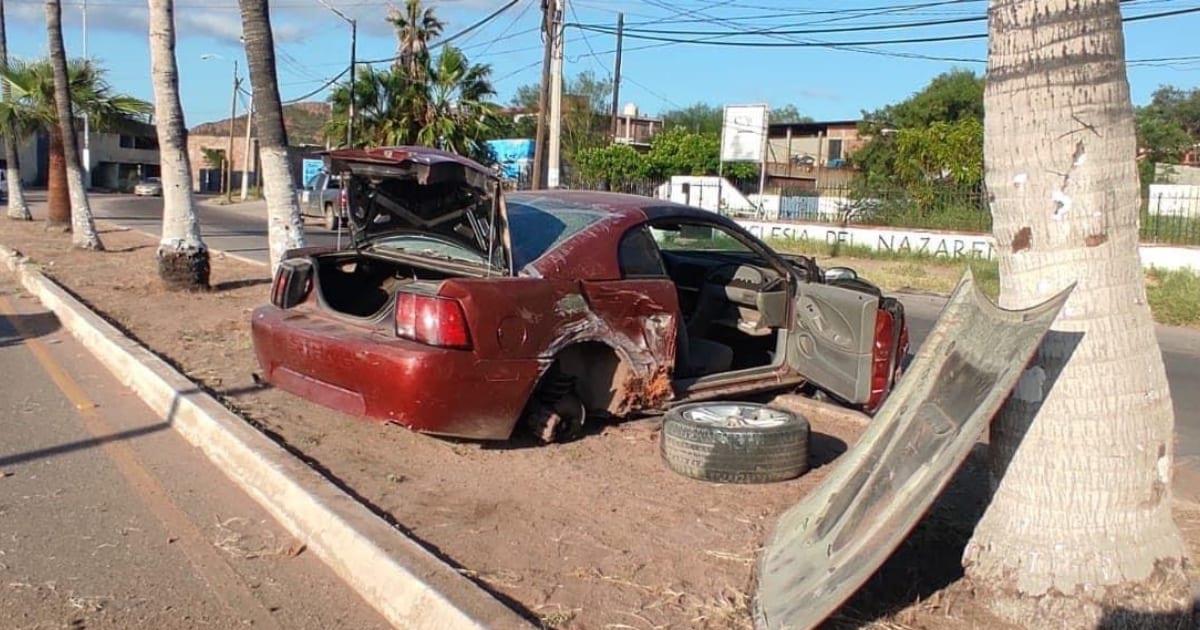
[323, 203, 341, 230]
[660, 402, 809, 484]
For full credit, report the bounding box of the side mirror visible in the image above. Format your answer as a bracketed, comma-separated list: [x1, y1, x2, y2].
[824, 266, 858, 283]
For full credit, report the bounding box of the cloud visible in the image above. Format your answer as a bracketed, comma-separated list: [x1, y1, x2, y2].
[5, 1, 316, 46]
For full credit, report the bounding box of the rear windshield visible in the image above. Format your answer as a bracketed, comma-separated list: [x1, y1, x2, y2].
[507, 201, 607, 269]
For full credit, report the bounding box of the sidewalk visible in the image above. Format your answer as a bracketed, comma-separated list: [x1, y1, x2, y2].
[0, 276, 387, 629]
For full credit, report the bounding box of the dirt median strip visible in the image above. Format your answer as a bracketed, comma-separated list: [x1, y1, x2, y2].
[0, 244, 531, 630]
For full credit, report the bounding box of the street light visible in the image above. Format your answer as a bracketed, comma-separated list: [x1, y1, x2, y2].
[315, 0, 357, 148]
[201, 53, 240, 202]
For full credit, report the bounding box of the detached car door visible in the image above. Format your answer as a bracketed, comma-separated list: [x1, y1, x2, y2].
[787, 280, 878, 405]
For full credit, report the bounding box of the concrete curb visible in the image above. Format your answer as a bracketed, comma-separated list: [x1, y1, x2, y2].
[0, 245, 530, 630]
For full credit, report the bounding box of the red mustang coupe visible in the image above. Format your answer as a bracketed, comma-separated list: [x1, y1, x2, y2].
[251, 147, 908, 442]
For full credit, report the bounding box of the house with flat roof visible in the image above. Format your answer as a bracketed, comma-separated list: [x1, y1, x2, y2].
[765, 119, 865, 190]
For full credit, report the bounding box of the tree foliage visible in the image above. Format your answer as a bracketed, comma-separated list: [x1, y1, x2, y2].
[0, 57, 150, 134]
[661, 102, 722, 133]
[853, 69, 984, 188]
[1135, 85, 1200, 183]
[659, 101, 810, 133]
[387, 0, 443, 82]
[892, 118, 984, 187]
[325, 45, 500, 162]
[862, 69, 984, 130]
[573, 127, 759, 186]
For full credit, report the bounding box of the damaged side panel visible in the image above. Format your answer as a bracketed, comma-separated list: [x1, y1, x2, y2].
[755, 271, 1072, 630]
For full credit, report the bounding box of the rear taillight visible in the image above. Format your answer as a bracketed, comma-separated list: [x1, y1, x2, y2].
[271, 261, 313, 309]
[339, 187, 348, 214]
[865, 309, 896, 413]
[394, 292, 472, 349]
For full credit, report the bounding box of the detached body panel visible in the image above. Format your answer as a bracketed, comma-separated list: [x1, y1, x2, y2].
[754, 273, 1073, 630]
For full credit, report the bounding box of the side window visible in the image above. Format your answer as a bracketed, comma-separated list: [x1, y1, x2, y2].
[618, 227, 667, 278]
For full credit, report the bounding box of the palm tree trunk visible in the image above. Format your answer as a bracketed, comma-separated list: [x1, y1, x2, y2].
[961, 0, 1192, 626]
[45, 0, 102, 250]
[147, 0, 207, 290]
[46, 124, 69, 227]
[238, 0, 304, 272]
[0, 0, 30, 220]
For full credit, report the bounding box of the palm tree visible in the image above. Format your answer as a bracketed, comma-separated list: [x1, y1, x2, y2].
[324, 47, 500, 161]
[961, 0, 1193, 625]
[0, 59, 149, 230]
[0, 0, 30, 220]
[238, 0, 305, 272]
[45, 0, 102, 249]
[148, 0, 207, 290]
[324, 65, 420, 148]
[419, 47, 500, 161]
[387, 0, 443, 81]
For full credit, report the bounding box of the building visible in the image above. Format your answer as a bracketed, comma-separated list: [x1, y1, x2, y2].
[0, 118, 161, 191]
[85, 119, 161, 190]
[185, 102, 331, 194]
[612, 103, 662, 148]
[764, 119, 866, 190]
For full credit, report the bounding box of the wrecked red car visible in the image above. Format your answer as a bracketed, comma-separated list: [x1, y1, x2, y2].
[251, 147, 908, 441]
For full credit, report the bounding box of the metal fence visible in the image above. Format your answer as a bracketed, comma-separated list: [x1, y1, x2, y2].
[1142, 185, 1200, 245]
[505, 174, 1200, 247]
[775, 184, 992, 233]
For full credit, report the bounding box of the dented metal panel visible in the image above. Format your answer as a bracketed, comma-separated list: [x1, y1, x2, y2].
[755, 271, 1073, 630]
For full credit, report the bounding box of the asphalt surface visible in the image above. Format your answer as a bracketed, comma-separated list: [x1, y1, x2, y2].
[0, 276, 386, 628]
[24, 191, 1200, 488]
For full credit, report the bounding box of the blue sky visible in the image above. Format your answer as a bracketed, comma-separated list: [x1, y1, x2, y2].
[4, 0, 1199, 128]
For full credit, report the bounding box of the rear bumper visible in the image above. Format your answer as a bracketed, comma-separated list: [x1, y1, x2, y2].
[250, 305, 542, 440]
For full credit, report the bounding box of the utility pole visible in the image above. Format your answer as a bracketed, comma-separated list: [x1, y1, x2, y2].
[546, 0, 565, 188]
[609, 12, 623, 141]
[240, 93, 254, 201]
[348, 19, 356, 146]
[531, 0, 553, 190]
[81, 0, 90, 187]
[317, 0, 356, 147]
[225, 60, 239, 203]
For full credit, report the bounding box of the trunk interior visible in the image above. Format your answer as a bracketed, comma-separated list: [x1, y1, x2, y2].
[312, 252, 457, 318]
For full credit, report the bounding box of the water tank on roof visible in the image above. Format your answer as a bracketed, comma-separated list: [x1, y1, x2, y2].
[623, 103, 639, 117]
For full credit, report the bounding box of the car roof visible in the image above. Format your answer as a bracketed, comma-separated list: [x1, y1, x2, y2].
[506, 189, 727, 224]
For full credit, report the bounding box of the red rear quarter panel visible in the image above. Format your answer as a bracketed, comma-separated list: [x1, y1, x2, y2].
[252, 193, 694, 439]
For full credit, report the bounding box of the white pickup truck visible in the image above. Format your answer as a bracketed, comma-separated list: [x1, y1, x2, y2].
[299, 171, 345, 229]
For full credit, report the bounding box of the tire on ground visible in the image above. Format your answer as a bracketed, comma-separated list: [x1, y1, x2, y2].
[323, 203, 340, 230]
[660, 402, 810, 484]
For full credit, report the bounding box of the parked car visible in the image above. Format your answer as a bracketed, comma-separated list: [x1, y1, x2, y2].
[251, 147, 908, 442]
[300, 171, 345, 230]
[133, 177, 163, 196]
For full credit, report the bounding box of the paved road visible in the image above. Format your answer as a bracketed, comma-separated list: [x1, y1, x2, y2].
[80, 192, 343, 263]
[0, 276, 386, 628]
[32, 192, 1200, 487]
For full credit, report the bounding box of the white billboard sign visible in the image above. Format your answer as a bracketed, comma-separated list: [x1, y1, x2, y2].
[720, 104, 769, 163]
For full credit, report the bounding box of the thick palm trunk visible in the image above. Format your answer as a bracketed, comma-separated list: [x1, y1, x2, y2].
[45, 0, 101, 249]
[147, 0, 207, 290]
[46, 125, 69, 227]
[961, 0, 1192, 626]
[238, 0, 304, 272]
[0, 0, 30, 220]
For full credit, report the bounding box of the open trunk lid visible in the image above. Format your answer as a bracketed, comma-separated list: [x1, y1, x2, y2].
[327, 147, 511, 276]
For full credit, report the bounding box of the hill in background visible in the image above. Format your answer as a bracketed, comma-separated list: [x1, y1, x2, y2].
[189, 101, 330, 146]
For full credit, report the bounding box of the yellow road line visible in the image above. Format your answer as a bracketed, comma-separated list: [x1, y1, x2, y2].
[0, 293, 282, 629]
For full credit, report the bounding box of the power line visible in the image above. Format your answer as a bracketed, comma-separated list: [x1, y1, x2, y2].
[610, 14, 985, 36]
[572, 4, 1200, 48]
[281, 65, 349, 104]
[472, 0, 536, 58]
[357, 0, 523, 66]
